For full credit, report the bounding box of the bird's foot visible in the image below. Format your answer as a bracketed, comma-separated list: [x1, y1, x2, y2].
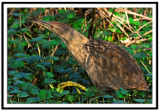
[57, 81, 86, 94]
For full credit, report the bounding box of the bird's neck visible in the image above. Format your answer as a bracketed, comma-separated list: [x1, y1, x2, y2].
[59, 28, 89, 67]
[60, 28, 89, 46]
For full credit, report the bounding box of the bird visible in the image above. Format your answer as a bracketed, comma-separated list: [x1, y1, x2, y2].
[31, 19, 149, 91]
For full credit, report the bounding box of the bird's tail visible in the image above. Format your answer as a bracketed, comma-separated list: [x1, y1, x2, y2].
[137, 80, 149, 91]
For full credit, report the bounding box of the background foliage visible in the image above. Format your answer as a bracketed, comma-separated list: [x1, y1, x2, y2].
[8, 8, 152, 104]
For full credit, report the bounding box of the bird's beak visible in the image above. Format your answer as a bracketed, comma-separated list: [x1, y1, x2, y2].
[31, 19, 53, 31]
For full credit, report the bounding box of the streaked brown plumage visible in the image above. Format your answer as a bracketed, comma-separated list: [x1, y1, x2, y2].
[32, 20, 149, 91]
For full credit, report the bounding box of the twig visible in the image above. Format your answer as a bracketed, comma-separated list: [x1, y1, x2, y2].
[50, 45, 59, 57]
[96, 9, 115, 28]
[143, 30, 152, 36]
[37, 43, 41, 55]
[140, 59, 151, 74]
[117, 8, 152, 21]
[82, 19, 92, 34]
[88, 8, 96, 39]
[23, 34, 32, 48]
[112, 18, 129, 38]
[129, 21, 152, 37]
[8, 8, 15, 16]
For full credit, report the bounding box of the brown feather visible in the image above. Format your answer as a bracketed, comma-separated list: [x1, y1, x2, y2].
[85, 39, 148, 91]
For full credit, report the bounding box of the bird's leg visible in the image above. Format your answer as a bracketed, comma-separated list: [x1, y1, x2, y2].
[57, 81, 86, 94]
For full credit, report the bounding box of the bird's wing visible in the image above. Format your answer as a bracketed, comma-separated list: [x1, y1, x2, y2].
[85, 39, 144, 90]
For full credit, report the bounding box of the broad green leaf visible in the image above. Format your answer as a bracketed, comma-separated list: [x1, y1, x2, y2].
[65, 95, 75, 102]
[19, 92, 29, 97]
[133, 20, 141, 26]
[37, 90, 46, 101]
[30, 88, 39, 95]
[133, 99, 145, 103]
[8, 70, 19, 76]
[15, 53, 27, 57]
[27, 55, 43, 64]
[42, 16, 55, 21]
[103, 94, 113, 99]
[134, 52, 147, 59]
[115, 90, 124, 98]
[36, 63, 46, 70]
[11, 13, 20, 16]
[14, 45, 24, 53]
[10, 89, 21, 94]
[61, 90, 70, 95]
[131, 45, 138, 50]
[45, 72, 54, 78]
[8, 60, 24, 69]
[44, 78, 56, 83]
[120, 88, 129, 95]
[26, 97, 39, 103]
[10, 20, 25, 29]
[38, 89, 53, 101]
[31, 37, 44, 42]
[113, 100, 127, 104]
[8, 29, 16, 35]
[122, 46, 134, 56]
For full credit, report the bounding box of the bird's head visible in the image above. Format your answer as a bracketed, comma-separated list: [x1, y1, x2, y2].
[31, 19, 89, 47]
[31, 19, 72, 39]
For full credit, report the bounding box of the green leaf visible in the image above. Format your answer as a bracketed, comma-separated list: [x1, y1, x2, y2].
[122, 46, 134, 56]
[27, 55, 43, 64]
[19, 92, 29, 97]
[21, 28, 29, 33]
[113, 100, 127, 104]
[44, 78, 56, 83]
[14, 80, 28, 89]
[67, 11, 76, 19]
[103, 94, 113, 99]
[10, 20, 25, 29]
[15, 53, 28, 57]
[61, 90, 70, 95]
[38, 90, 46, 101]
[115, 90, 124, 98]
[20, 72, 33, 81]
[65, 95, 75, 102]
[30, 88, 39, 95]
[50, 40, 59, 45]
[8, 60, 24, 69]
[51, 56, 59, 61]
[69, 72, 81, 79]
[131, 45, 138, 50]
[44, 72, 54, 78]
[26, 97, 39, 103]
[129, 18, 134, 23]
[10, 89, 21, 94]
[36, 64, 46, 70]
[13, 73, 23, 80]
[147, 99, 152, 103]
[83, 91, 95, 97]
[53, 91, 63, 97]
[38, 89, 53, 101]
[8, 29, 16, 35]
[120, 88, 129, 95]
[146, 73, 152, 79]
[42, 16, 55, 21]
[14, 45, 24, 52]
[8, 70, 19, 76]
[133, 20, 141, 26]
[31, 37, 44, 42]
[134, 52, 147, 59]
[133, 99, 145, 103]
[11, 13, 20, 16]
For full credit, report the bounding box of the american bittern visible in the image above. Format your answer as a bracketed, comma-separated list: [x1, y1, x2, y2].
[32, 20, 149, 91]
